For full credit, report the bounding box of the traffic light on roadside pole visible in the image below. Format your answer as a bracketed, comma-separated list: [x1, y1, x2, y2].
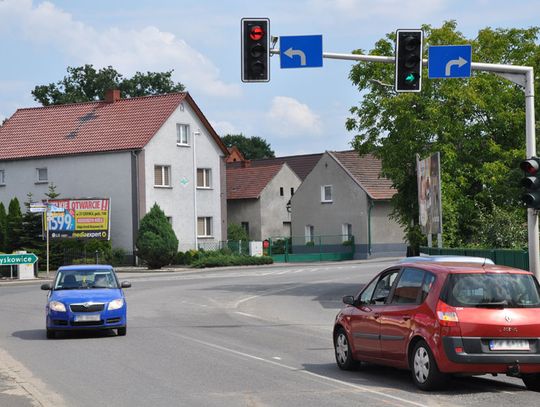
[520, 157, 540, 208]
[241, 18, 270, 82]
[395, 29, 423, 92]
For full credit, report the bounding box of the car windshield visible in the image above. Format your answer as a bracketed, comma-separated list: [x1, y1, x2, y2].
[54, 269, 118, 290]
[445, 273, 540, 308]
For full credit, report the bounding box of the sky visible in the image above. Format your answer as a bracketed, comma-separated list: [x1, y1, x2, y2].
[0, 0, 539, 157]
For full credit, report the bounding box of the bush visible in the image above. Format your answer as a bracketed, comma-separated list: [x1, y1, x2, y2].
[227, 223, 249, 241]
[136, 203, 179, 269]
[191, 254, 273, 268]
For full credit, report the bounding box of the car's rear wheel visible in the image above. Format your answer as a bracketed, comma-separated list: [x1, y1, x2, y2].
[411, 340, 446, 390]
[522, 373, 540, 391]
[46, 329, 55, 339]
[117, 327, 127, 336]
[334, 328, 358, 370]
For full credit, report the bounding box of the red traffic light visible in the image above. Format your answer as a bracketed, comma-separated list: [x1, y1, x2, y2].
[250, 26, 264, 41]
[520, 158, 540, 175]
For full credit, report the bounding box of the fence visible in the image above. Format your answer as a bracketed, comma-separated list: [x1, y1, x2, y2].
[269, 235, 355, 263]
[420, 246, 529, 270]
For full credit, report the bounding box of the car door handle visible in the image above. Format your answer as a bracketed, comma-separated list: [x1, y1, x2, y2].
[402, 315, 411, 321]
[374, 313, 380, 319]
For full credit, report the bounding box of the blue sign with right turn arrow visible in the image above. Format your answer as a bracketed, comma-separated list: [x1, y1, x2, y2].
[428, 45, 472, 79]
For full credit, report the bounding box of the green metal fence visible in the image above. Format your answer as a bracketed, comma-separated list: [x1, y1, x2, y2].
[420, 246, 529, 270]
[269, 235, 355, 263]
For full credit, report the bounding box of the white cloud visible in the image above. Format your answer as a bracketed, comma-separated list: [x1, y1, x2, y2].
[210, 120, 239, 136]
[267, 96, 322, 138]
[0, 0, 240, 98]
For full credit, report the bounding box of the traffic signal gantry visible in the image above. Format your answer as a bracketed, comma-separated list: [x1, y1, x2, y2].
[395, 29, 423, 92]
[241, 18, 270, 82]
[520, 157, 540, 209]
[240, 18, 538, 276]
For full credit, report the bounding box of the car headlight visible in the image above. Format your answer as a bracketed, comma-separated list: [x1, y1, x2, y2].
[49, 301, 66, 312]
[108, 299, 124, 311]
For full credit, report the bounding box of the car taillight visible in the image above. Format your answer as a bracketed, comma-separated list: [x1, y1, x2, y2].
[436, 300, 459, 326]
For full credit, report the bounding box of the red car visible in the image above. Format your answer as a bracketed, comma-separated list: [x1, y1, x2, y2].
[333, 261, 540, 391]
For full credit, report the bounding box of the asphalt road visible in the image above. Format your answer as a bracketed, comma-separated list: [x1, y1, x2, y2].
[1, 259, 539, 407]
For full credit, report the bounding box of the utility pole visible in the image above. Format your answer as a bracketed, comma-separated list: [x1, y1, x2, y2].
[270, 48, 538, 278]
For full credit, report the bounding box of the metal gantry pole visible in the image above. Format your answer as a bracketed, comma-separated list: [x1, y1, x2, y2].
[270, 48, 538, 277]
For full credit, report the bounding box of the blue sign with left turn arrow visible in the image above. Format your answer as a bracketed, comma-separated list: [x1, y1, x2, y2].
[428, 45, 472, 79]
[280, 35, 323, 69]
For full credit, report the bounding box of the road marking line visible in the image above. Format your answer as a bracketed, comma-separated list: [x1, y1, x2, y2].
[167, 332, 429, 407]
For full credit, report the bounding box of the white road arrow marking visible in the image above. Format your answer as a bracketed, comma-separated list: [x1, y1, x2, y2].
[284, 47, 307, 66]
[445, 56, 468, 76]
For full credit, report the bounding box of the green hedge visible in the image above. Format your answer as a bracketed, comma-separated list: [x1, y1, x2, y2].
[191, 254, 273, 268]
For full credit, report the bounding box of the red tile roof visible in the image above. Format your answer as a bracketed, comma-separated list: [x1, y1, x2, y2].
[227, 152, 322, 180]
[330, 151, 396, 200]
[227, 164, 283, 199]
[0, 92, 228, 160]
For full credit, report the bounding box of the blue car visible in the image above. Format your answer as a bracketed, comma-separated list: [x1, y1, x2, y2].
[41, 265, 131, 339]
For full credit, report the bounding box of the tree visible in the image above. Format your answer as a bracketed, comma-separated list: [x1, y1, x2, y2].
[136, 203, 178, 269]
[222, 134, 275, 160]
[346, 21, 540, 248]
[21, 193, 44, 250]
[6, 198, 23, 253]
[227, 224, 249, 241]
[32, 64, 185, 106]
[0, 202, 7, 252]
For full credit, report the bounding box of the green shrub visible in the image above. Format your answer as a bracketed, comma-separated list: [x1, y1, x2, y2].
[136, 203, 178, 269]
[227, 223, 249, 241]
[191, 254, 273, 268]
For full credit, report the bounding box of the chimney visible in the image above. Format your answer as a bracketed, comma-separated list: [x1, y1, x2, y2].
[105, 89, 121, 103]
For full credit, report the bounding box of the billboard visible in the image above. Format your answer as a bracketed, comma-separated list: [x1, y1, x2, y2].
[44, 198, 110, 240]
[416, 153, 442, 234]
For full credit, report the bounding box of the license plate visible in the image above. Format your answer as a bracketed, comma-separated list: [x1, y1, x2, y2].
[489, 339, 530, 351]
[74, 314, 101, 322]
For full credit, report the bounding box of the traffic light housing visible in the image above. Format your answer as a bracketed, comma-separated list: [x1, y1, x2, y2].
[395, 29, 423, 92]
[241, 18, 270, 82]
[520, 157, 540, 208]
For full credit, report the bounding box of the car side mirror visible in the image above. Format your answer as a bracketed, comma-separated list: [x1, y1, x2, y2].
[342, 295, 355, 306]
[121, 281, 131, 288]
[41, 283, 52, 291]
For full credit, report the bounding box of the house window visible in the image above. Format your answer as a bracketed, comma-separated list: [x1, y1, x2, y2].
[197, 217, 212, 237]
[321, 185, 333, 202]
[166, 216, 173, 226]
[0, 169, 5, 185]
[280, 187, 284, 196]
[176, 123, 190, 146]
[197, 168, 211, 188]
[290, 187, 294, 196]
[342, 223, 353, 242]
[36, 168, 48, 183]
[154, 165, 171, 187]
[241, 222, 249, 237]
[305, 225, 314, 244]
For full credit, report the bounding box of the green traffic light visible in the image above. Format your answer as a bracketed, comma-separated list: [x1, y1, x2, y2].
[405, 73, 416, 83]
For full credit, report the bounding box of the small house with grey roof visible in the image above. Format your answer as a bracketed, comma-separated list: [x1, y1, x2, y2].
[290, 150, 406, 259]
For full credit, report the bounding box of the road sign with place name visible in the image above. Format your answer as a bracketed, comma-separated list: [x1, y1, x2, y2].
[29, 202, 47, 213]
[0, 253, 38, 266]
[280, 35, 323, 69]
[428, 45, 472, 79]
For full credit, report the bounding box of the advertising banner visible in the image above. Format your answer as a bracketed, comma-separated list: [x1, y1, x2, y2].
[417, 153, 442, 235]
[44, 198, 110, 240]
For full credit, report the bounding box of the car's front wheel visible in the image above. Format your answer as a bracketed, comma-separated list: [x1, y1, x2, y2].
[117, 327, 127, 336]
[522, 373, 540, 391]
[334, 328, 358, 370]
[410, 340, 446, 390]
[46, 329, 55, 339]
